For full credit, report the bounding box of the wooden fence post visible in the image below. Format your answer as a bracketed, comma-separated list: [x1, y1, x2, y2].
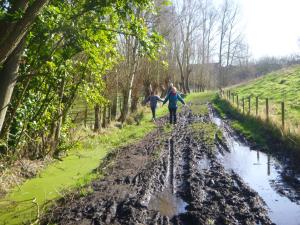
[84, 106, 88, 127]
[248, 96, 251, 114]
[266, 98, 269, 121]
[242, 98, 245, 114]
[281, 101, 285, 129]
[256, 96, 258, 116]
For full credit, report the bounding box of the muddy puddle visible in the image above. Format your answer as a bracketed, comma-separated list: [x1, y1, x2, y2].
[198, 155, 211, 170]
[148, 188, 188, 218]
[211, 112, 300, 225]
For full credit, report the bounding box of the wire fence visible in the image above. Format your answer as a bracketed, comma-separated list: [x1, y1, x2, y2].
[220, 89, 300, 136]
[69, 100, 97, 128]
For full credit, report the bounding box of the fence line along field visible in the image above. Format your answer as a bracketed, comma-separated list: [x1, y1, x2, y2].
[223, 66, 300, 135]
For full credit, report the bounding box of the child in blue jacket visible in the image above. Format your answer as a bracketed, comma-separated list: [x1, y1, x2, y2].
[163, 87, 185, 124]
[146, 91, 164, 120]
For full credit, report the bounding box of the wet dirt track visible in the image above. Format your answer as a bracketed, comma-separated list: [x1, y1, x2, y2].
[43, 107, 277, 225]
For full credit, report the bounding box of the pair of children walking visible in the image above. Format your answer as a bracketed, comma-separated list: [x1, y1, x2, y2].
[146, 86, 185, 124]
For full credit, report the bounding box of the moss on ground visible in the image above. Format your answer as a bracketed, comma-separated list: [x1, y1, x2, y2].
[191, 122, 219, 148]
[0, 105, 168, 225]
[186, 91, 221, 151]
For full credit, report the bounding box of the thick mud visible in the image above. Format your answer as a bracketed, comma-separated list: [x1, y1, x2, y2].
[43, 107, 274, 225]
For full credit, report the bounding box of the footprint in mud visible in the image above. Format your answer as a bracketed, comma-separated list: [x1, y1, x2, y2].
[148, 188, 188, 218]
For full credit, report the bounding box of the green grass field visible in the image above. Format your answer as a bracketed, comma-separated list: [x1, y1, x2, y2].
[227, 65, 300, 133]
[0, 92, 214, 225]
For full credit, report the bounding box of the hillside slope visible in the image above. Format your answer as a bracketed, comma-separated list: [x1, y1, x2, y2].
[229, 65, 300, 132]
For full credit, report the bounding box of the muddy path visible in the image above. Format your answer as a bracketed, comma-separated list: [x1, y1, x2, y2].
[43, 107, 275, 225]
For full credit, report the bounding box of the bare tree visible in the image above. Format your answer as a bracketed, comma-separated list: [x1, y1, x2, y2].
[175, 0, 202, 93]
[117, 35, 140, 123]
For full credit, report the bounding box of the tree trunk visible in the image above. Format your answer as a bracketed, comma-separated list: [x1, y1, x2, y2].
[185, 67, 191, 93]
[143, 80, 151, 101]
[119, 95, 123, 118]
[84, 104, 88, 128]
[185, 76, 190, 93]
[119, 90, 129, 123]
[0, 0, 50, 64]
[176, 54, 186, 93]
[0, 36, 26, 134]
[94, 104, 101, 132]
[127, 62, 138, 116]
[120, 57, 138, 121]
[52, 77, 65, 156]
[107, 104, 111, 125]
[102, 106, 107, 128]
[111, 95, 118, 120]
[131, 94, 139, 112]
[0, 76, 31, 140]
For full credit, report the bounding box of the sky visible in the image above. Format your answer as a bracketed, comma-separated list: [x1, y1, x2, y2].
[240, 0, 300, 59]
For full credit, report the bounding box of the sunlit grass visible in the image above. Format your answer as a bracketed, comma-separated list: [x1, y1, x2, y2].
[0, 103, 168, 225]
[227, 65, 300, 134]
[182, 91, 216, 115]
[213, 95, 300, 154]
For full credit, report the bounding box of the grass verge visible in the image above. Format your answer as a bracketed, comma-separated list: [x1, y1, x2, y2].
[0, 105, 168, 225]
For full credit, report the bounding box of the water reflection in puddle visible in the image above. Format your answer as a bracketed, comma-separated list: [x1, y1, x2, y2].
[211, 113, 300, 225]
[198, 155, 211, 170]
[148, 189, 188, 217]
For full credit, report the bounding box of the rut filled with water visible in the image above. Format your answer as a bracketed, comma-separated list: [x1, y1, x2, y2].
[210, 109, 300, 225]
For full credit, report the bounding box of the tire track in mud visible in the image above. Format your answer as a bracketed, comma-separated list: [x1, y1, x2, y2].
[43, 107, 273, 225]
[169, 138, 175, 194]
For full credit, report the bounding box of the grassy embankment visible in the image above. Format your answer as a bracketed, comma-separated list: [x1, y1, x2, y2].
[0, 92, 212, 225]
[213, 66, 300, 155]
[226, 66, 300, 133]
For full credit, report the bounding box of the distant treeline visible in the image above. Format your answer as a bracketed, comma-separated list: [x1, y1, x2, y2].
[224, 55, 300, 86]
